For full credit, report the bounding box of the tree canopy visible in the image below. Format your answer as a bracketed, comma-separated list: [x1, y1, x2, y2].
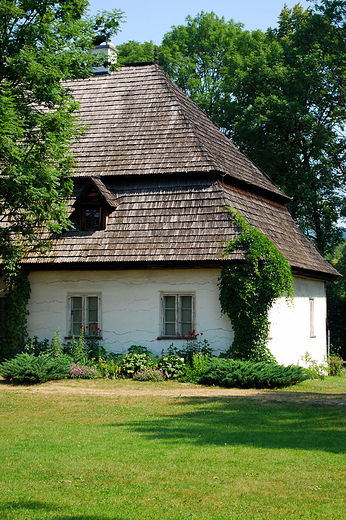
[0, 0, 123, 266]
[118, 1, 346, 256]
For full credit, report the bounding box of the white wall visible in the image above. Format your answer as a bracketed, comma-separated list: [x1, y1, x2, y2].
[269, 276, 327, 365]
[26, 269, 327, 364]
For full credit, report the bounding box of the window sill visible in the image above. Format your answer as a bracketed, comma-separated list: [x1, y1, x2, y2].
[65, 336, 103, 340]
[157, 335, 190, 340]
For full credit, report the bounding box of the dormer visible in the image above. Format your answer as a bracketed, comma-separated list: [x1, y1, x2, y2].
[73, 177, 117, 231]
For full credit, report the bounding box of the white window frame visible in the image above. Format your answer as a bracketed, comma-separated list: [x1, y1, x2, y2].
[309, 298, 315, 338]
[68, 294, 102, 338]
[160, 292, 195, 338]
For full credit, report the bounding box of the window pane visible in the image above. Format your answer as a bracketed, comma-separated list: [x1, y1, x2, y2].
[71, 297, 83, 336]
[165, 309, 175, 322]
[164, 296, 176, 336]
[87, 297, 99, 335]
[85, 208, 100, 230]
[181, 322, 191, 336]
[165, 296, 175, 309]
[181, 309, 191, 323]
[165, 323, 176, 336]
[180, 296, 192, 336]
[181, 296, 192, 309]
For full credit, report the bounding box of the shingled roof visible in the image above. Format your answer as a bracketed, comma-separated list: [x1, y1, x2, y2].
[67, 64, 287, 202]
[22, 63, 338, 280]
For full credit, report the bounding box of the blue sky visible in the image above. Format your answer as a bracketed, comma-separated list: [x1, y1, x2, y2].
[87, 0, 311, 46]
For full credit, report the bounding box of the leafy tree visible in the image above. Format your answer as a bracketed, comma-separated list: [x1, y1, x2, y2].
[0, 0, 123, 265]
[159, 12, 242, 128]
[0, 0, 122, 358]
[117, 40, 156, 63]
[229, 1, 346, 255]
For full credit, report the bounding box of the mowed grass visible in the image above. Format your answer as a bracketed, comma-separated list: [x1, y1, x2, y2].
[1, 375, 346, 520]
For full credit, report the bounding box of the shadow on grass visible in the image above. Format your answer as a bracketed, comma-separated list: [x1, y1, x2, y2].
[112, 396, 346, 454]
[0, 500, 127, 519]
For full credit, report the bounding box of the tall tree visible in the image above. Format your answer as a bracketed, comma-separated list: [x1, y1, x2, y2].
[117, 40, 156, 64]
[159, 12, 242, 130]
[0, 0, 123, 265]
[229, 1, 346, 255]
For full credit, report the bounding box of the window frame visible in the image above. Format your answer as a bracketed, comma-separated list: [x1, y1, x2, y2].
[68, 293, 102, 338]
[160, 292, 195, 339]
[79, 204, 106, 231]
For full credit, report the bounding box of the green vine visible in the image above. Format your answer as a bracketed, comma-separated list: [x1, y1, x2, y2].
[0, 256, 31, 361]
[218, 207, 294, 362]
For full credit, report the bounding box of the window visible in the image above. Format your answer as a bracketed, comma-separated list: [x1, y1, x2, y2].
[309, 298, 315, 337]
[69, 294, 101, 337]
[81, 206, 105, 231]
[161, 293, 194, 337]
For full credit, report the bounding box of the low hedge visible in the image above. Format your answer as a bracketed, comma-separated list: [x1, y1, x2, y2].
[0, 353, 72, 384]
[199, 358, 309, 389]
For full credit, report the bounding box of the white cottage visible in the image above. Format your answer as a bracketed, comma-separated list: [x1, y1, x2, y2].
[19, 62, 338, 365]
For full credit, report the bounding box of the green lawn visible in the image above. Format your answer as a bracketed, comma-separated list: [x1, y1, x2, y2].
[1, 375, 346, 520]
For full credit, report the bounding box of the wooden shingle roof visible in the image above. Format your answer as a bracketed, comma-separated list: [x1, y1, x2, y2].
[23, 176, 338, 279]
[21, 64, 338, 279]
[67, 64, 287, 202]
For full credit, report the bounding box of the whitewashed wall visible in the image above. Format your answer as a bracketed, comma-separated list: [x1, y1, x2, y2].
[269, 277, 327, 365]
[26, 269, 327, 365]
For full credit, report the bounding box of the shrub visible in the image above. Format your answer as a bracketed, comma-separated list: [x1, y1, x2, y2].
[133, 367, 165, 382]
[68, 362, 97, 379]
[300, 352, 327, 379]
[119, 353, 153, 377]
[157, 355, 185, 379]
[180, 352, 210, 383]
[199, 358, 309, 389]
[164, 332, 212, 365]
[0, 353, 71, 384]
[327, 353, 344, 376]
[97, 357, 121, 379]
[23, 336, 50, 356]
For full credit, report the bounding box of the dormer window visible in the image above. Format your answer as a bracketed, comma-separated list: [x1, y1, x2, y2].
[73, 177, 117, 232]
[85, 208, 100, 230]
[80, 205, 104, 230]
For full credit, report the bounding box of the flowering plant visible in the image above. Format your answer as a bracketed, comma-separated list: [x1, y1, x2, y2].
[69, 362, 97, 379]
[133, 367, 166, 382]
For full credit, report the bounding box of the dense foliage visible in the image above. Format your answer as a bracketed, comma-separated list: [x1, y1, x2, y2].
[327, 240, 346, 359]
[199, 358, 309, 389]
[0, 352, 71, 384]
[219, 208, 294, 361]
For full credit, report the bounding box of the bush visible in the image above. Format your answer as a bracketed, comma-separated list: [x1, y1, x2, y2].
[328, 354, 344, 376]
[199, 358, 309, 389]
[133, 367, 165, 382]
[119, 353, 153, 377]
[97, 357, 121, 379]
[157, 355, 185, 379]
[0, 353, 71, 384]
[300, 352, 327, 379]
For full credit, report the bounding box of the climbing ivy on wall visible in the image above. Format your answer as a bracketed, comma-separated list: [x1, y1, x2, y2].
[218, 207, 294, 362]
[0, 255, 31, 361]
